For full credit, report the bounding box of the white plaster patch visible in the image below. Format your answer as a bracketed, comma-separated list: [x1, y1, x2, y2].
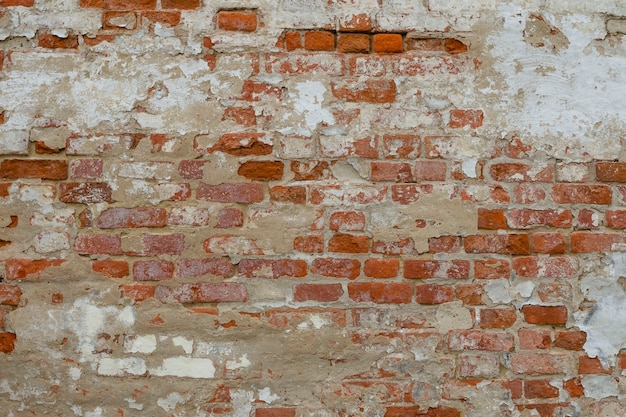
[577, 253, 626, 367]
[514, 281, 535, 298]
[484, 279, 512, 304]
[97, 357, 147, 377]
[68, 367, 81, 381]
[230, 390, 254, 417]
[582, 375, 619, 400]
[462, 159, 478, 178]
[172, 336, 193, 354]
[0, 130, 29, 154]
[226, 354, 251, 370]
[150, 357, 216, 378]
[257, 387, 280, 404]
[157, 392, 189, 412]
[124, 334, 157, 354]
[291, 81, 334, 132]
[486, 7, 626, 160]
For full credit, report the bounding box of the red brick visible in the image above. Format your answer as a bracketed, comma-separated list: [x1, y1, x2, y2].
[554, 183, 613, 205]
[255, 409, 296, 417]
[97, 207, 166, 228]
[329, 211, 366, 231]
[578, 355, 612, 374]
[59, 182, 114, 204]
[331, 79, 397, 103]
[596, 161, 626, 182]
[478, 208, 506, 230]
[293, 284, 343, 302]
[121, 284, 155, 302]
[80, 0, 156, 9]
[0, 159, 67, 179]
[177, 258, 234, 278]
[532, 232, 566, 254]
[449, 109, 483, 128]
[371, 162, 413, 182]
[0, 182, 10, 197]
[285, 31, 302, 50]
[348, 282, 412, 304]
[203, 235, 263, 255]
[38, 34, 79, 49]
[142, 11, 181, 26]
[5, 258, 65, 280]
[456, 283, 484, 305]
[92, 260, 129, 278]
[538, 283, 572, 303]
[294, 235, 324, 253]
[474, 259, 510, 279]
[197, 183, 264, 203]
[74, 234, 122, 255]
[70, 159, 103, 179]
[238, 161, 284, 181]
[519, 328, 551, 350]
[464, 234, 530, 255]
[372, 237, 418, 255]
[391, 184, 433, 204]
[522, 305, 567, 325]
[133, 260, 174, 281]
[513, 256, 577, 278]
[161, 0, 199, 9]
[0, 0, 34, 5]
[328, 233, 369, 253]
[290, 160, 331, 181]
[238, 259, 307, 279]
[304, 31, 335, 51]
[428, 236, 461, 253]
[444, 38, 468, 54]
[215, 207, 243, 228]
[605, 210, 626, 228]
[514, 184, 546, 203]
[156, 284, 196, 304]
[570, 232, 626, 252]
[404, 260, 470, 279]
[337, 33, 370, 53]
[554, 331, 586, 350]
[137, 234, 185, 256]
[564, 378, 584, 397]
[507, 209, 572, 229]
[448, 329, 514, 351]
[415, 284, 453, 304]
[490, 163, 554, 182]
[414, 160, 446, 181]
[178, 160, 206, 179]
[197, 283, 247, 303]
[480, 307, 517, 328]
[207, 132, 272, 155]
[524, 380, 559, 399]
[0, 284, 21, 306]
[363, 259, 399, 278]
[217, 11, 257, 31]
[311, 258, 360, 279]
[222, 106, 256, 127]
[373, 34, 403, 53]
[268, 185, 305, 204]
[382, 134, 420, 159]
[0, 332, 16, 353]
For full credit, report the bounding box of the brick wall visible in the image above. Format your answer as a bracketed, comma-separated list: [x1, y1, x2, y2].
[1, 1, 626, 415]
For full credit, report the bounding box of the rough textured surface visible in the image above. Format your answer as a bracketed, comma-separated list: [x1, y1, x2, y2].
[1, 1, 626, 416]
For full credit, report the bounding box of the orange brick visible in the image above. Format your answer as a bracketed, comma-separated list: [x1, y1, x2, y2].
[218, 11, 257, 31]
[372, 33, 403, 53]
[304, 31, 335, 51]
[337, 33, 370, 53]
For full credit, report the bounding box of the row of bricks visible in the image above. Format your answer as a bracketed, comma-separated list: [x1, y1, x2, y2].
[5, 157, 626, 183]
[3, 207, 622, 231]
[1, 255, 581, 280]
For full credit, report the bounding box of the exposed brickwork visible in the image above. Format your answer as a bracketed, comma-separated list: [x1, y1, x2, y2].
[0, 2, 625, 415]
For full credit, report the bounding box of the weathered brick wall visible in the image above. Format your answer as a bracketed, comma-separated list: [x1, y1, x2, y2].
[1, 0, 626, 416]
